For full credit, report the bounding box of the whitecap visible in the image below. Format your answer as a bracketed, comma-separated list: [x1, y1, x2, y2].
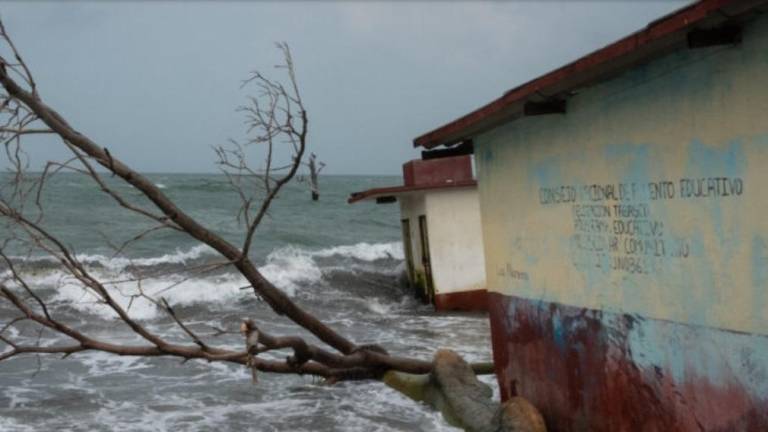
[11, 241, 403, 320]
[49, 270, 248, 320]
[365, 297, 394, 315]
[8, 244, 218, 271]
[73, 244, 217, 271]
[258, 246, 323, 297]
[312, 241, 404, 261]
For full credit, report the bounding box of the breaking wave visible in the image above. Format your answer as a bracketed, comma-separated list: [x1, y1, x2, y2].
[4, 241, 404, 320]
[5, 244, 218, 272]
[311, 242, 404, 261]
[72, 244, 217, 270]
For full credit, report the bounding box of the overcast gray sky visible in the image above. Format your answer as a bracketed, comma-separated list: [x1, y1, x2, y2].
[1, 1, 687, 175]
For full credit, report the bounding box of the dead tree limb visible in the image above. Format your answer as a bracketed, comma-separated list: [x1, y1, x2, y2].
[0, 20, 486, 389]
[0, 49, 359, 357]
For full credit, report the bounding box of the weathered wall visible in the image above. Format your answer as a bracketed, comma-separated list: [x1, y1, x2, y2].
[476, 12, 768, 431]
[400, 189, 487, 308]
[426, 188, 487, 296]
[400, 195, 428, 296]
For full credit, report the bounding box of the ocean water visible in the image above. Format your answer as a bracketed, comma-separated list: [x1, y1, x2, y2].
[0, 173, 493, 431]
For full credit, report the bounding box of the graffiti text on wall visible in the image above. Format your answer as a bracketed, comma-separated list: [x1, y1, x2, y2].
[538, 177, 743, 275]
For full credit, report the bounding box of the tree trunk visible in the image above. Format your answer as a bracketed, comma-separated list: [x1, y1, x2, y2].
[384, 350, 547, 432]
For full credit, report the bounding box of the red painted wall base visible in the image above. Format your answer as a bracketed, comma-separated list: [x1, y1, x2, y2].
[487, 292, 768, 431]
[434, 289, 487, 312]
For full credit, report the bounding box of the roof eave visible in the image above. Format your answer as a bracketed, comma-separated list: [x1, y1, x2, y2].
[348, 180, 478, 204]
[413, 0, 762, 149]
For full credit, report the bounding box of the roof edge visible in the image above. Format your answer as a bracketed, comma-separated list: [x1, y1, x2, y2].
[413, 0, 745, 149]
[348, 180, 477, 204]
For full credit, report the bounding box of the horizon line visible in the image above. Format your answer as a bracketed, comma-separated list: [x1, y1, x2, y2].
[2, 169, 400, 177]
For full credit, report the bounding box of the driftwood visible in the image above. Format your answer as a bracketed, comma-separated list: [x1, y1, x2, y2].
[384, 350, 546, 432]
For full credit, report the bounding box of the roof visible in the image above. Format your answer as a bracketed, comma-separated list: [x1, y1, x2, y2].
[414, 0, 765, 149]
[347, 179, 477, 204]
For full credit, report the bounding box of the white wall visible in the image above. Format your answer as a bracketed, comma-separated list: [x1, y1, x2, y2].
[425, 187, 486, 295]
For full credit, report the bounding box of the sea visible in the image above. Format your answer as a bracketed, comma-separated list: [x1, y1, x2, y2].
[0, 173, 493, 432]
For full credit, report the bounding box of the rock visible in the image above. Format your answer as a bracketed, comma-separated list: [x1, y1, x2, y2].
[499, 397, 547, 432]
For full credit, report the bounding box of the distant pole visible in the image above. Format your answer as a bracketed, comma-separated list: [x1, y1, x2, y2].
[308, 153, 324, 201]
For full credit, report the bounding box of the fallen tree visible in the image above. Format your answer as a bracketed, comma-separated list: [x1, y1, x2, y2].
[0, 19, 544, 430]
[385, 350, 545, 432]
[0, 18, 469, 385]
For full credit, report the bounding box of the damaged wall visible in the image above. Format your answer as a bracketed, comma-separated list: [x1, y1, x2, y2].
[475, 11, 768, 431]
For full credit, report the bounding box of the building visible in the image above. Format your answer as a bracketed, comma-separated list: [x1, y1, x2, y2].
[349, 154, 487, 311]
[414, 0, 768, 430]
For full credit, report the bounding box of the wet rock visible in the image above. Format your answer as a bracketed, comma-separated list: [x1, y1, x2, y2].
[499, 397, 546, 432]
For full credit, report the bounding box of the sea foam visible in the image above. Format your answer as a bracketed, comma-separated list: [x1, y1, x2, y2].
[8, 241, 403, 320]
[312, 241, 404, 261]
[7, 244, 217, 271]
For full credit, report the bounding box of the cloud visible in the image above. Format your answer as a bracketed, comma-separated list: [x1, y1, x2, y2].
[0, 1, 687, 174]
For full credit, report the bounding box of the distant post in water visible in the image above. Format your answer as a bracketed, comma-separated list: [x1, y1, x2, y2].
[308, 152, 325, 201]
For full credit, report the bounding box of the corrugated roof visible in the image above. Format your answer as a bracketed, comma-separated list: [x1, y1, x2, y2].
[414, 0, 763, 149]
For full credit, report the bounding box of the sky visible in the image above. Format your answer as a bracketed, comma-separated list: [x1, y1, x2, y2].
[1, 1, 688, 175]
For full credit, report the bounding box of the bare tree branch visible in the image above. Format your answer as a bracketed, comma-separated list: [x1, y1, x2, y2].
[0, 22, 472, 392]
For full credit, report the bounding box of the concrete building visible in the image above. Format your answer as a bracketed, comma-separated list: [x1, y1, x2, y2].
[349, 155, 487, 311]
[414, 0, 768, 430]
